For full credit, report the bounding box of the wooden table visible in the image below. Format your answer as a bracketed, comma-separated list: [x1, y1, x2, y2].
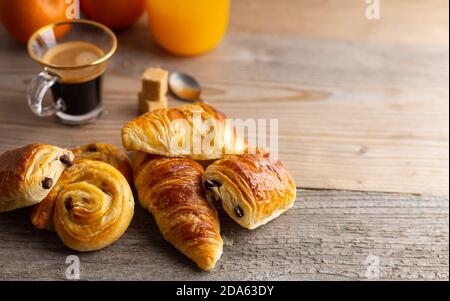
[0, 0, 448, 280]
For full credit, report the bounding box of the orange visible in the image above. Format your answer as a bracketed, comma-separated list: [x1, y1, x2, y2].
[145, 0, 229, 56]
[80, 0, 145, 30]
[0, 0, 71, 44]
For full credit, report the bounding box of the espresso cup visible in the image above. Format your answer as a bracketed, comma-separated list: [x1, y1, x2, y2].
[27, 20, 117, 125]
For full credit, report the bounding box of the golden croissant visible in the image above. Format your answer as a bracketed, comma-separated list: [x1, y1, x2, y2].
[133, 152, 223, 271]
[31, 159, 134, 251]
[202, 153, 297, 229]
[0, 144, 74, 213]
[71, 142, 133, 184]
[122, 102, 245, 160]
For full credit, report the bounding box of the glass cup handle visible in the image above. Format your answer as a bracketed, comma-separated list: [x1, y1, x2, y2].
[27, 70, 65, 117]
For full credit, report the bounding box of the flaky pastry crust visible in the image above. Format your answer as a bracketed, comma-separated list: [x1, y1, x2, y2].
[202, 153, 296, 230]
[0, 144, 74, 213]
[134, 152, 223, 271]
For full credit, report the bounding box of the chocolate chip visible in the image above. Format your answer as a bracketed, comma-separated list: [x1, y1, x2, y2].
[235, 206, 244, 218]
[65, 197, 74, 211]
[59, 154, 73, 166]
[86, 144, 97, 152]
[204, 180, 222, 190]
[41, 177, 53, 189]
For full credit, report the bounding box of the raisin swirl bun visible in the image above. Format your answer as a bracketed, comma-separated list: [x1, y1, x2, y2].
[71, 142, 133, 184]
[0, 144, 74, 213]
[202, 153, 296, 230]
[32, 160, 134, 251]
[133, 152, 223, 271]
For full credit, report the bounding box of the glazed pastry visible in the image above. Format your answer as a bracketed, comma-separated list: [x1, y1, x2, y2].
[122, 102, 246, 160]
[0, 144, 74, 213]
[202, 153, 297, 230]
[134, 152, 223, 271]
[31, 159, 134, 251]
[71, 143, 133, 184]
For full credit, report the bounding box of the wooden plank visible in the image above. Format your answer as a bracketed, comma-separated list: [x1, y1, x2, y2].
[0, 25, 447, 194]
[230, 0, 449, 45]
[0, 189, 447, 280]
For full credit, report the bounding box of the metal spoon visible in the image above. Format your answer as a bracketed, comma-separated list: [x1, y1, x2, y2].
[169, 72, 204, 102]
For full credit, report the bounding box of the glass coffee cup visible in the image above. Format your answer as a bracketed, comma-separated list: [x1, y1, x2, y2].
[27, 20, 117, 124]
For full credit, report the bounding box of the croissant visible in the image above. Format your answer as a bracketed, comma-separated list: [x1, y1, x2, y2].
[122, 102, 245, 160]
[0, 144, 74, 213]
[133, 152, 223, 271]
[202, 153, 297, 230]
[31, 159, 134, 251]
[71, 142, 133, 184]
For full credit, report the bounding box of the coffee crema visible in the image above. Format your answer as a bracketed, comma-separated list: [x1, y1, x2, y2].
[42, 41, 106, 83]
[41, 41, 106, 115]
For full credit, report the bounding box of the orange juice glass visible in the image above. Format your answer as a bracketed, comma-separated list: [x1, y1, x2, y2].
[145, 0, 229, 56]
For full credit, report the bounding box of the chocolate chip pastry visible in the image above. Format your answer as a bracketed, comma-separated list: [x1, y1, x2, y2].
[32, 142, 133, 229]
[0, 144, 74, 213]
[71, 142, 133, 184]
[31, 159, 134, 251]
[202, 152, 296, 230]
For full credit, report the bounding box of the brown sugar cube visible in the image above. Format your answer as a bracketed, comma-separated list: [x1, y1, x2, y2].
[148, 97, 168, 112]
[138, 92, 168, 114]
[141, 68, 168, 100]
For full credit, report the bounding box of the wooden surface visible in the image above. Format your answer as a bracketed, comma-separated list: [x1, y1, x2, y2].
[0, 0, 448, 280]
[0, 190, 448, 281]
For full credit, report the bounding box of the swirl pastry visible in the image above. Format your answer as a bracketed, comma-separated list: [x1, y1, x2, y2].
[134, 152, 223, 271]
[0, 144, 74, 213]
[202, 153, 297, 230]
[72, 143, 133, 184]
[122, 102, 245, 160]
[31, 160, 134, 251]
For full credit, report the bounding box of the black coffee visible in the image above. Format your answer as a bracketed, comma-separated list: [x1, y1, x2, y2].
[51, 76, 102, 115]
[42, 41, 106, 116]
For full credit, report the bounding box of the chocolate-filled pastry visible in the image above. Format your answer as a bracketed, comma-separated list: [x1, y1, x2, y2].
[0, 144, 74, 213]
[31, 159, 134, 251]
[202, 153, 297, 230]
[72, 143, 133, 184]
[134, 152, 223, 271]
[122, 102, 245, 160]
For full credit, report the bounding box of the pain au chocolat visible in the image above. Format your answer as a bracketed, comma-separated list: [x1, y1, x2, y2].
[202, 152, 297, 230]
[0, 144, 74, 213]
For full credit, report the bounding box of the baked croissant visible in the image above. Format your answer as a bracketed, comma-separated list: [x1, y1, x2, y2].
[122, 102, 245, 160]
[133, 152, 223, 271]
[0, 144, 74, 213]
[202, 153, 297, 230]
[31, 159, 134, 251]
[71, 142, 133, 184]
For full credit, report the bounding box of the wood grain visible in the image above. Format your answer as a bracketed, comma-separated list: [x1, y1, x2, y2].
[0, 189, 447, 280]
[230, 0, 449, 45]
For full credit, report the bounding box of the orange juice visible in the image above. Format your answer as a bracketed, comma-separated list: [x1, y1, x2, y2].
[145, 0, 229, 56]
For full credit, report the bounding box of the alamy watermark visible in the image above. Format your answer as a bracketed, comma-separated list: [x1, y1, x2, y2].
[65, 255, 80, 280]
[365, 254, 380, 279]
[365, 0, 381, 20]
[167, 111, 279, 159]
[65, 0, 80, 20]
